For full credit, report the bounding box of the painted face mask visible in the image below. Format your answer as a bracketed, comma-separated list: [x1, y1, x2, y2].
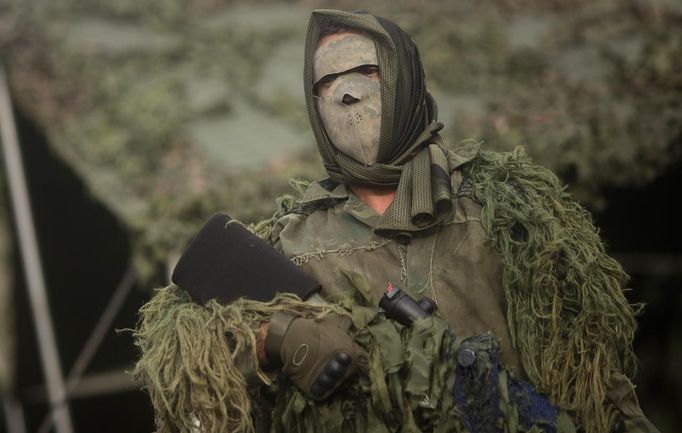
[313, 33, 381, 165]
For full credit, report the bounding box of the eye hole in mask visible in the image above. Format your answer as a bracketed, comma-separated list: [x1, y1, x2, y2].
[313, 65, 380, 97]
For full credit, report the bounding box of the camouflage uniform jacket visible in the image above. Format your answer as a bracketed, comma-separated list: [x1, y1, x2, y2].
[267, 149, 658, 433]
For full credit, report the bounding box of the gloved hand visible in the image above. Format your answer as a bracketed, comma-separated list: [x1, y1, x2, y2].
[264, 312, 367, 400]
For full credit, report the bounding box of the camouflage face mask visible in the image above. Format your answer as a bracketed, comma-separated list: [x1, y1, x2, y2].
[313, 33, 382, 165]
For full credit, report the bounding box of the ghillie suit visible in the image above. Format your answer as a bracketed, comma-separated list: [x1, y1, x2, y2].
[134, 283, 576, 433]
[133, 147, 655, 433]
[135, 8, 656, 433]
[465, 149, 642, 433]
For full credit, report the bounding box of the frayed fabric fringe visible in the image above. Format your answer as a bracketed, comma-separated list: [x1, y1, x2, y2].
[465, 148, 641, 433]
[134, 148, 640, 433]
[132, 286, 345, 433]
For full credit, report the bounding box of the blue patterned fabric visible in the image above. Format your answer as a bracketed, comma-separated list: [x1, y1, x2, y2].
[509, 379, 559, 433]
[452, 333, 560, 433]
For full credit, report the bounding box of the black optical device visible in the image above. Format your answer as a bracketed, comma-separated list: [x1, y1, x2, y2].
[172, 213, 320, 305]
[379, 283, 437, 327]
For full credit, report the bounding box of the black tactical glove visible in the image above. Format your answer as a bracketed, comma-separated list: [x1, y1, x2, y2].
[264, 312, 367, 400]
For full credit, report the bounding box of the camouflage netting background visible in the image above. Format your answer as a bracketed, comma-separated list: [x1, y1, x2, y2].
[1, 0, 681, 281]
[0, 0, 680, 404]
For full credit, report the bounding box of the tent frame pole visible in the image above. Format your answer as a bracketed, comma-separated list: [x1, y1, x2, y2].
[0, 65, 74, 433]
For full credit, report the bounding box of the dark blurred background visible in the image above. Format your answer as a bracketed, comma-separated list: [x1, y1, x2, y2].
[0, 0, 680, 432]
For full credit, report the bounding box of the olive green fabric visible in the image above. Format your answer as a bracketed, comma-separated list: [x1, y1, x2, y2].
[132, 286, 348, 433]
[134, 145, 655, 433]
[463, 148, 649, 433]
[269, 145, 651, 433]
[606, 374, 660, 433]
[270, 143, 524, 379]
[270, 308, 577, 433]
[134, 284, 608, 433]
[304, 10, 452, 233]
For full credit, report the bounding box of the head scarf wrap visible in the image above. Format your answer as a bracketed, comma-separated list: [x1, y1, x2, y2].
[304, 9, 452, 235]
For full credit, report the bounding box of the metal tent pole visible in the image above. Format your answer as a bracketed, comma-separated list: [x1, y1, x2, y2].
[2, 397, 27, 433]
[0, 65, 74, 433]
[35, 263, 138, 433]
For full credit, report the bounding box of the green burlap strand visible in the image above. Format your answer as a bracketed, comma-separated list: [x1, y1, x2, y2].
[132, 287, 347, 433]
[134, 148, 639, 433]
[464, 147, 640, 433]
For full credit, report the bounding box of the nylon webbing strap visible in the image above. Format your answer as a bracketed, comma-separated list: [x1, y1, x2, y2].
[264, 312, 297, 368]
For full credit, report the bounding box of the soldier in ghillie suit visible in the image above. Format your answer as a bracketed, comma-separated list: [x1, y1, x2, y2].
[133, 9, 658, 433]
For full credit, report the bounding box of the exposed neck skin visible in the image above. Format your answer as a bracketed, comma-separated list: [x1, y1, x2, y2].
[349, 184, 397, 216]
